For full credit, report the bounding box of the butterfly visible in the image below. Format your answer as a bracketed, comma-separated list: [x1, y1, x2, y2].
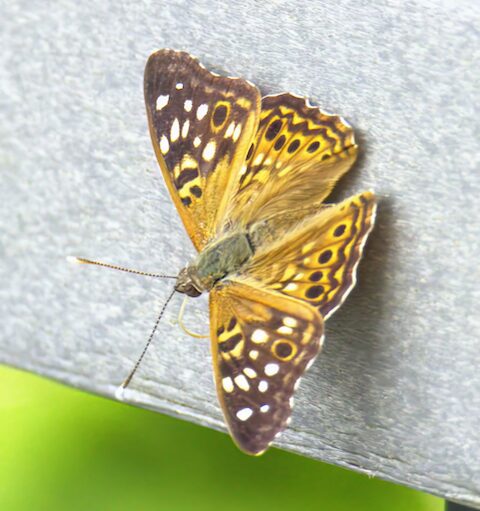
[139, 49, 377, 455]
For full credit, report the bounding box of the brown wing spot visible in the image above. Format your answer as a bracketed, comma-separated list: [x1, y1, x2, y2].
[306, 285, 324, 299]
[227, 317, 237, 331]
[274, 135, 286, 150]
[318, 250, 332, 264]
[190, 185, 202, 198]
[272, 339, 297, 361]
[176, 167, 199, 188]
[333, 224, 346, 237]
[265, 119, 282, 141]
[220, 333, 243, 352]
[181, 197, 192, 207]
[212, 103, 228, 127]
[287, 139, 300, 153]
[309, 271, 323, 282]
[216, 326, 225, 336]
[246, 143, 255, 160]
[307, 141, 320, 153]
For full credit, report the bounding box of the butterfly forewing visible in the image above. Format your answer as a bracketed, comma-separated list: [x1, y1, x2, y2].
[210, 281, 324, 455]
[245, 191, 377, 320]
[225, 93, 358, 229]
[144, 49, 261, 250]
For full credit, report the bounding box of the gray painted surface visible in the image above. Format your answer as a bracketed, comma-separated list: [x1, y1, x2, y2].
[1, 0, 479, 506]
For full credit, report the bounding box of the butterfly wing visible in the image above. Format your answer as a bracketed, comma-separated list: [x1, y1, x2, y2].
[210, 280, 323, 455]
[144, 49, 261, 250]
[225, 93, 357, 229]
[245, 191, 377, 320]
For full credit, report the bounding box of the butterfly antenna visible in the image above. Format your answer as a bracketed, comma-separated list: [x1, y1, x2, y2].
[68, 256, 176, 279]
[119, 287, 177, 392]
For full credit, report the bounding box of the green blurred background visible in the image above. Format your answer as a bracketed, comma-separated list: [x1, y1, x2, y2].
[0, 365, 442, 511]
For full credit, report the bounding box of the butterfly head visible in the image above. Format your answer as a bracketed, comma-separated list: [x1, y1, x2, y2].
[174, 267, 205, 297]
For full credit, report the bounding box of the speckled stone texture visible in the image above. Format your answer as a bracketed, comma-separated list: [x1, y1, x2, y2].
[0, 0, 478, 506]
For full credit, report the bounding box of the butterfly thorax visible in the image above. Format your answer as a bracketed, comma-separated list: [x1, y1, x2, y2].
[174, 231, 254, 297]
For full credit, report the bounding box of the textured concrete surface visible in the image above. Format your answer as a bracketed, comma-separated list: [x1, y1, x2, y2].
[1, 0, 479, 506]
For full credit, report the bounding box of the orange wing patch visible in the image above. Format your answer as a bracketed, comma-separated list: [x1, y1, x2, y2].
[245, 191, 377, 319]
[225, 93, 357, 229]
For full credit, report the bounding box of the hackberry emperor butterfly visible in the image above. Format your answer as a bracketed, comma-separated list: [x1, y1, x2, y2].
[75, 49, 376, 455]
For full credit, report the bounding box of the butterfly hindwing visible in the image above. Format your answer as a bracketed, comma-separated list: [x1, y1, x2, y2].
[144, 49, 261, 250]
[210, 281, 324, 455]
[245, 191, 377, 320]
[225, 93, 357, 229]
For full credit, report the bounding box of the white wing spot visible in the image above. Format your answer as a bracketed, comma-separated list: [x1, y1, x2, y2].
[181, 119, 190, 139]
[306, 359, 315, 370]
[175, 82, 184, 90]
[236, 407, 253, 421]
[234, 374, 250, 391]
[222, 377, 234, 393]
[160, 135, 169, 154]
[260, 404, 270, 413]
[258, 380, 268, 393]
[184, 99, 192, 112]
[197, 104, 208, 120]
[243, 367, 257, 379]
[225, 121, 235, 138]
[289, 397, 295, 408]
[249, 350, 259, 360]
[294, 378, 302, 391]
[277, 326, 293, 335]
[284, 283, 298, 292]
[193, 136, 201, 147]
[233, 123, 242, 141]
[253, 153, 264, 166]
[251, 329, 268, 344]
[202, 140, 216, 161]
[284, 317, 298, 328]
[156, 94, 169, 111]
[171, 118, 180, 142]
[265, 363, 279, 376]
